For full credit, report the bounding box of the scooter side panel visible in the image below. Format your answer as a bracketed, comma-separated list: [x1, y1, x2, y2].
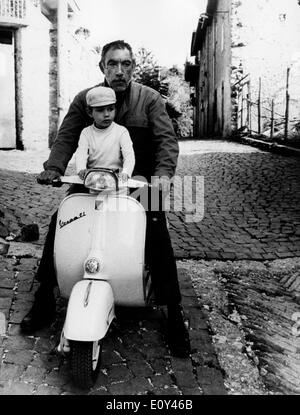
[54, 194, 95, 298]
[63, 280, 115, 341]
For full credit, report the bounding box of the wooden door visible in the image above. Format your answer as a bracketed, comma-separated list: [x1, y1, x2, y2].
[0, 29, 16, 149]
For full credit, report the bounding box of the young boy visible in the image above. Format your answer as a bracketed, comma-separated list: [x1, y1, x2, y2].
[76, 86, 135, 183]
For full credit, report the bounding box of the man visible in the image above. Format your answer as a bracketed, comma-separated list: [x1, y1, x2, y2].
[21, 40, 190, 357]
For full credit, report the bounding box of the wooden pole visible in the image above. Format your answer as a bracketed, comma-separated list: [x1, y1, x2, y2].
[246, 81, 250, 131]
[284, 67, 290, 142]
[248, 80, 252, 133]
[258, 77, 261, 135]
[240, 88, 244, 128]
[270, 99, 274, 141]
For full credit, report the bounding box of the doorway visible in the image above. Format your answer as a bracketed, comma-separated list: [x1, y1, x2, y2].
[0, 29, 16, 149]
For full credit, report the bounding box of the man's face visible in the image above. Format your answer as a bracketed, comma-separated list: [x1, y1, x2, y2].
[102, 48, 135, 92]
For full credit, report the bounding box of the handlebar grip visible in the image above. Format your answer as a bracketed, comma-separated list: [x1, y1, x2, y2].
[52, 178, 63, 188]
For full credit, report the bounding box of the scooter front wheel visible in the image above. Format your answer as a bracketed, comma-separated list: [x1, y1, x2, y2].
[70, 340, 102, 389]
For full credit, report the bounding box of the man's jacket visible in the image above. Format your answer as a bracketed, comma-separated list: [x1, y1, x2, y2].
[45, 81, 179, 181]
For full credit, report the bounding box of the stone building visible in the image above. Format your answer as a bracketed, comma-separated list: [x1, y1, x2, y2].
[0, 0, 99, 151]
[185, 0, 300, 138]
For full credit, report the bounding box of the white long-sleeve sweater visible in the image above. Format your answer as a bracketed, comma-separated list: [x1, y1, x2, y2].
[75, 122, 135, 176]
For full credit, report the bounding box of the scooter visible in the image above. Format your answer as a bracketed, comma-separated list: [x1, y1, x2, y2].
[53, 168, 152, 389]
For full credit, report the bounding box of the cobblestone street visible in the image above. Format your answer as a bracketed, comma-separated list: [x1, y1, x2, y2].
[174, 150, 300, 261]
[0, 140, 299, 395]
[1, 142, 300, 260]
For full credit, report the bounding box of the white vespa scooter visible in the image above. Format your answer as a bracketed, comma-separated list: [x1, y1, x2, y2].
[53, 168, 152, 389]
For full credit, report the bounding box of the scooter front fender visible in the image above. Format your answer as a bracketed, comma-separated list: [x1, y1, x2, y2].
[63, 280, 115, 342]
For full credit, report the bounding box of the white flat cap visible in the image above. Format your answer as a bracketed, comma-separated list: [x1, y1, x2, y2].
[86, 86, 116, 107]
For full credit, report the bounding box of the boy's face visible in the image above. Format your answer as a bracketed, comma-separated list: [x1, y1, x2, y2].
[91, 104, 116, 128]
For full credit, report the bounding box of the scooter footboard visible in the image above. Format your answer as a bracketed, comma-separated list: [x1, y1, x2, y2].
[63, 280, 115, 342]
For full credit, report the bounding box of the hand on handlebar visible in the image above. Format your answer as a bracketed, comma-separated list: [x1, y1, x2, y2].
[151, 176, 172, 192]
[37, 170, 61, 185]
[118, 172, 129, 183]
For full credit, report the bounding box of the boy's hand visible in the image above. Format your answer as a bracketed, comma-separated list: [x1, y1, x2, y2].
[119, 173, 129, 183]
[78, 169, 87, 180]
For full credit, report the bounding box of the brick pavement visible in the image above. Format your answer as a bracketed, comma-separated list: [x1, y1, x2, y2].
[0, 256, 226, 395]
[0, 169, 65, 243]
[172, 152, 300, 261]
[1, 150, 299, 261]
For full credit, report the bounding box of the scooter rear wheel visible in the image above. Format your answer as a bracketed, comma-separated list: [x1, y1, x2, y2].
[70, 340, 102, 389]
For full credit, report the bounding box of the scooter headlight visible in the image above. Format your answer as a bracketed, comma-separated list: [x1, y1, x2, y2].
[85, 258, 101, 274]
[84, 169, 118, 192]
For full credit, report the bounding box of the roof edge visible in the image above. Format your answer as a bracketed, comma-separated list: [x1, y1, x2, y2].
[191, 0, 218, 56]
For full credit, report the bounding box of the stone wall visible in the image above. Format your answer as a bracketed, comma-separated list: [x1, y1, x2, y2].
[18, 2, 51, 151]
[231, 0, 300, 133]
[17, 1, 100, 150]
[230, 0, 245, 134]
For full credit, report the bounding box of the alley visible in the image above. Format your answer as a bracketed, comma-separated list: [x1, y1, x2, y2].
[0, 141, 300, 395]
[1, 142, 300, 261]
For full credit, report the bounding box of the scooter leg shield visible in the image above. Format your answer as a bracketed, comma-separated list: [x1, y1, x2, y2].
[63, 280, 115, 342]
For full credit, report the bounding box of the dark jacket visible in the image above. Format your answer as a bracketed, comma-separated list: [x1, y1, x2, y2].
[45, 81, 179, 181]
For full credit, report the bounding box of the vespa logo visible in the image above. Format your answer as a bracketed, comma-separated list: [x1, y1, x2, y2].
[59, 211, 87, 229]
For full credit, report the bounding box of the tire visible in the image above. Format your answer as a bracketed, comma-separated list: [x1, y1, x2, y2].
[70, 340, 102, 389]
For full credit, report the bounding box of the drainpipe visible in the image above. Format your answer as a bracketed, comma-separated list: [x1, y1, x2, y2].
[57, 0, 68, 127]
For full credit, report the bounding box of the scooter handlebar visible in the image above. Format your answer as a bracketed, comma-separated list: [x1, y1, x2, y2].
[54, 175, 149, 188]
[122, 178, 150, 188]
[57, 175, 84, 185]
[51, 178, 63, 188]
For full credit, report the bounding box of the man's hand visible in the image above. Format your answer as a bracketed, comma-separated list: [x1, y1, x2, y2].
[37, 170, 61, 185]
[151, 176, 172, 193]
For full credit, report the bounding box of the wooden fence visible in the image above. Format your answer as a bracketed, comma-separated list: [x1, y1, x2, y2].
[236, 68, 299, 142]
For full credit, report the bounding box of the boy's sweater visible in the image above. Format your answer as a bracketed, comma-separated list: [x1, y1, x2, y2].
[75, 122, 135, 176]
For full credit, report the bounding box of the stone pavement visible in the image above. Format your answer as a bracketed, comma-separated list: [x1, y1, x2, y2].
[0, 255, 226, 396]
[0, 140, 300, 395]
[1, 141, 300, 262]
[173, 150, 300, 261]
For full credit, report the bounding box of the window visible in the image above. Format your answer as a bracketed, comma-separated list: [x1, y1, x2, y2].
[0, 30, 13, 45]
